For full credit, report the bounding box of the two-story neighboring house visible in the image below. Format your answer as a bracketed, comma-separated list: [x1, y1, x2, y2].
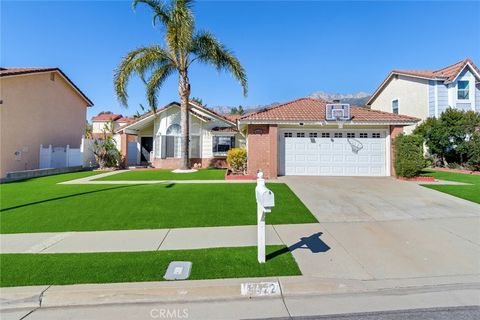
[367, 58, 480, 133]
[91, 113, 133, 139]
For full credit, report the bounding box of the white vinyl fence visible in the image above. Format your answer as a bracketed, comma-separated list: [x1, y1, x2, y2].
[39, 137, 97, 169]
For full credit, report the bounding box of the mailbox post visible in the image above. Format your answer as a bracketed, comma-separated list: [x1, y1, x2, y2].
[255, 170, 275, 263]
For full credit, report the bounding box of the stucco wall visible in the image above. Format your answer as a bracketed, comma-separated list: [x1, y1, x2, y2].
[0, 72, 88, 177]
[370, 75, 429, 134]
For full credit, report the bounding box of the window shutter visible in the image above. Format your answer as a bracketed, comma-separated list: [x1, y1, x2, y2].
[231, 136, 235, 148]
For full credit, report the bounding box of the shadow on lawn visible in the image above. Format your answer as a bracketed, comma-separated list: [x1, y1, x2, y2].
[267, 232, 330, 261]
[0, 185, 139, 212]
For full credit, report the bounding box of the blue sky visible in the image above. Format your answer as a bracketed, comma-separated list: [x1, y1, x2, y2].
[2, 1, 480, 120]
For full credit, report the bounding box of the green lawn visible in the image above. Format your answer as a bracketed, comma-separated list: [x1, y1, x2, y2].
[0, 245, 300, 287]
[96, 168, 226, 181]
[0, 172, 317, 234]
[421, 170, 480, 204]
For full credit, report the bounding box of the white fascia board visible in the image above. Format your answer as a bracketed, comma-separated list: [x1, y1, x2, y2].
[238, 120, 418, 126]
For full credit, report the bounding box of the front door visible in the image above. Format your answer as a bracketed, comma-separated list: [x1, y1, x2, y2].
[140, 137, 153, 162]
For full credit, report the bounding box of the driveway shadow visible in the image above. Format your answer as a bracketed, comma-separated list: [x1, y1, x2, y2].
[267, 232, 330, 261]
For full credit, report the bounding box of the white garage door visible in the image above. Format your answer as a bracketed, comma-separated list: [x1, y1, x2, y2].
[279, 129, 388, 176]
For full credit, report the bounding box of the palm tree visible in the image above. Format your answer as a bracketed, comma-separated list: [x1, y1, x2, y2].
[114, 0, 247, 169]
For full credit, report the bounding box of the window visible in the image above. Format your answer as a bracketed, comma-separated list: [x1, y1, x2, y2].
[296, 132, 305, 138]
[392, 99, 399, 114]
[347, 133, 355, 138]
[321, 132, 330, 138]
[166, 124, 181, 136]
[359, 133, 368, 138]
[334, 132, 343, 138]
[284, 132, 293, 138]
[457, 80, 469, 100]
[372, 133, 381, 138]
[213, 136, 235, 155]
[309, 132, 318, 138]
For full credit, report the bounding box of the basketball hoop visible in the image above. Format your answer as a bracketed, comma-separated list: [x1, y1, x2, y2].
[326, 103, 350, 128]
[347, 138, 364, 154]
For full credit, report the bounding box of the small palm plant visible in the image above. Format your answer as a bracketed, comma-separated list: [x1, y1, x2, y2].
[114, 0, 247, 169]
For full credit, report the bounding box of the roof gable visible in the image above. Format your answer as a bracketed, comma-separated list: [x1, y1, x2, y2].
[116, 101, 236, 133]
[0, 67, 93, 106]
[367, 58, 480, 105]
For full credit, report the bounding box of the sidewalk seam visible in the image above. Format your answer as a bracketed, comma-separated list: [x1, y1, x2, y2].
[156, 229, 171, 250]
[277, 277, 293, 319]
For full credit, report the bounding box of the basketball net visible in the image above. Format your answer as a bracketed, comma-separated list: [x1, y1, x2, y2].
[347, 138, 364, 154]
[335, 115, 345, 129]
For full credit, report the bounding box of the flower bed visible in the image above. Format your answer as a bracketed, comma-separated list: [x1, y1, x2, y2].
[397, 176, 436, 182]
[431, 167, 480, 176]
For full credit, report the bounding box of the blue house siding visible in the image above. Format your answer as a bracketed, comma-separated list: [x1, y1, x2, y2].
[437, 82, 449, 115]
[428, 80, 435, 117]
[456, 103, 472, 111]
[476, 84, 480, 112]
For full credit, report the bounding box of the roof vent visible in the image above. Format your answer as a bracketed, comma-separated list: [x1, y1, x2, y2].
[332, 99, 341, 103]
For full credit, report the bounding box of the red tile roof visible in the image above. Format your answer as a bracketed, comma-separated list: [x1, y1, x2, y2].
[367, 58, 479, 106]
[116, 116, 134, 123]
[224, 114, 242, 122]
[0, 67, 58, 76]
[392, 58, 480, 82]
[239, 98, 419, 123]
[0, 67, 93, 106]
[92, 114, 123, 121]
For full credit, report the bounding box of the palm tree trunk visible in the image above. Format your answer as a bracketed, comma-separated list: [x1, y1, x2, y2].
[179, 70, 190, 170]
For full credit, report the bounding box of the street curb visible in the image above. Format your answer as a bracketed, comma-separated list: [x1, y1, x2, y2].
[1, 275, 479, 311]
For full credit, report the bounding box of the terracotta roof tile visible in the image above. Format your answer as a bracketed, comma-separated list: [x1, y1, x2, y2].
[92, 114, 123, 121]
[239, 98, 419, 123]
[393, 58, 479, 82]
[0, 67, 60, 76]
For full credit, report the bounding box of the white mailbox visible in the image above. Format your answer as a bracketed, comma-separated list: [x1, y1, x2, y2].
[255, 170, 275, 263]
[256, 185, 275, 212]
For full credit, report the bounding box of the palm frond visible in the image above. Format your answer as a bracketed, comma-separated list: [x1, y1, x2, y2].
[132, 0, 171, 26]
[191, 31, 248, 96]
[114, 45, 174, 107]
[146, 64, 176, 111]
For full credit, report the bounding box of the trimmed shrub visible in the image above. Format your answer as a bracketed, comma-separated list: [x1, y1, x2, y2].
[227, 147, 247, 174]
[393, 134, 426, 178]
[467, 133, 480, 171]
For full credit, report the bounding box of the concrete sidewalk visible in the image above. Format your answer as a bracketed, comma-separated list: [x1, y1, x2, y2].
[59, 170, 273, 185]
[0, 225, 285, 254]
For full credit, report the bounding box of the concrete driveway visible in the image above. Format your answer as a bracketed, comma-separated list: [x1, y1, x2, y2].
[280, 176, 480, 222]
[277, 176, 480, 280]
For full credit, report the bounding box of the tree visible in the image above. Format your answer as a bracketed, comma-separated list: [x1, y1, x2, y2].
[230, 105, 245, 115]
[114, 0, 247, 169]
[190, 97, 204, 106]
[414, 108, 480, 167]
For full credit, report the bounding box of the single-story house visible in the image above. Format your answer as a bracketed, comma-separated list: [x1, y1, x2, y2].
[115, 101, 244, 168]
[237, 98, 419, 178]
[116, 97, 418, 178]
[0, 67, 92, 178]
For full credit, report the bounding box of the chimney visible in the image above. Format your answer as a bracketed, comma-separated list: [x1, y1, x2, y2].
[333, 99, 341, 103]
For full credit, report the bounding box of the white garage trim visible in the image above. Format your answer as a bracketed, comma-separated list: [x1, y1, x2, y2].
[278, 128, 389, 177]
